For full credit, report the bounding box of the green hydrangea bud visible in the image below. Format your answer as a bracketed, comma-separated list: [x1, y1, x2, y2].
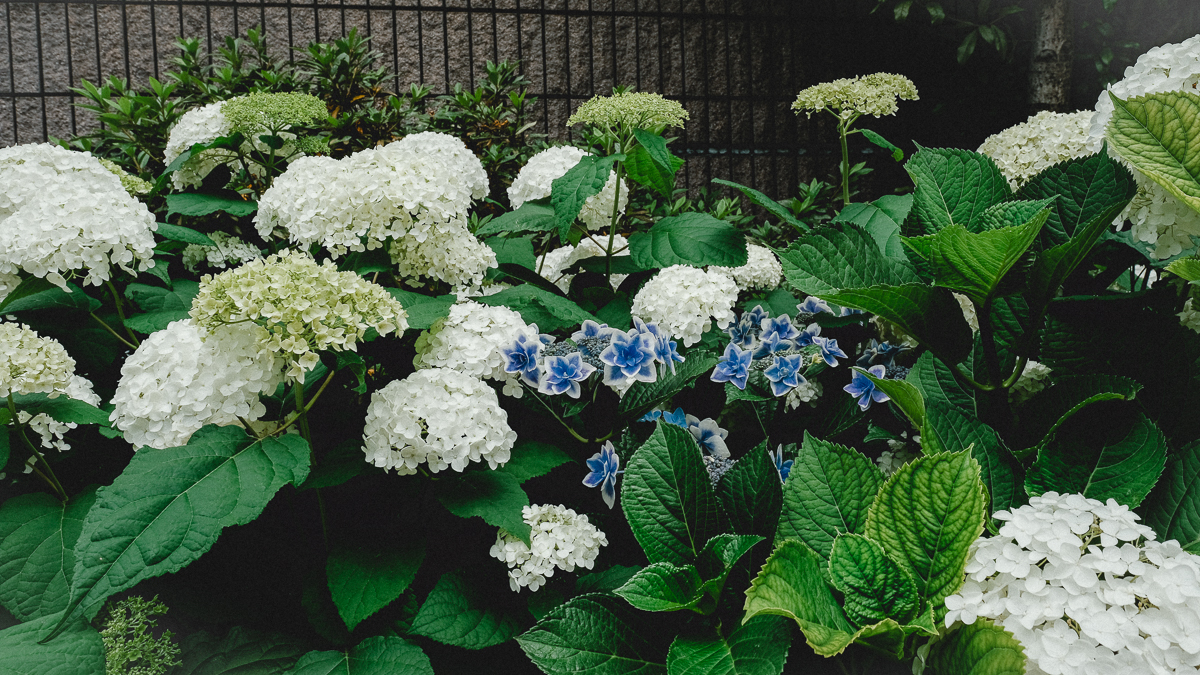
[792, 73, 918, 119]
[567, 91, 689, 132]
[222, 92, 328, 134]
[98, 158, 153, 196]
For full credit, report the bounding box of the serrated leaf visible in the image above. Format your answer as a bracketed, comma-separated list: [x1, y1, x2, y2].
[327, 538, 425, 631]
[1166, 257, 1200, 283]
[716, 445, 783, 541]
[166, 192, 257, 218]
[498, 441, 573, 483]
[829, 533, 918, 626]
[1017, 146, 1137, 245]
[1106, 91, 1200, 215]
[552, 155, 620, 240]
[517, 593, 668, 675]
[697, 534, 764, 597]
[1141, 439, 1200, 552]
[1027, 200, 1131, 313]
[1026, 408, 1166, 508]
[617, 352, 719, 421]
[577, 566, 642, 595]
[625, 144, 680, 198]
[865, 451, 986, 616]
[0, 277, 101, 314]
[777, 432, 884, 567]
[0, 612, 104, 674]
[907, 351, 975, 415]
[433, 470, 531, 544]
[123, 280, 200, 334]
[0, 489, 96, 622]
[712, 178, 808, 232]
[831, 194, 913, 258]
[823, 284, 974, 364]
[922, 401, 1024, 529]
[11, 392, 111, 427]
[155, 221, 218, 246]
[385, 290, 456, 330]
[175, 626, 307, 675]
[857, 369, 929, 439]
[409, 571, 525, 649]
[476, 198, 557, 236]
[615, 562, 705, 612]
[628, 213, 749, 269]
[486, 235, 537, 270]
[296, 440, 365, 492]
[1012, 374, 1143, 452]
[49, 426, 310, 639]
[975, 198, 1056, 232]
[926, 620, 1026, 675]
[623, 422, 724, 566]
[665, 616, 790, 675]
[477, 285, 597, 332]
[776, 222, 920, 295]
[903, 147, 1012, 235]
[284, 636, 432, 675]
[862, 129, 904, 161]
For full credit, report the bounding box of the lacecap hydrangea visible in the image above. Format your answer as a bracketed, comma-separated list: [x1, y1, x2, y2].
[978, 110, 1096, 190]
[361, 368, 517, 475]
[508, 146, 628, 230]
[944, 492, 1200, 675]
[414, 300, 541, 397]
[631, 265, 738, 347]
[0, 144, 157, 290]
[490, 504, 608, 592]
[189, 250, 407, 381]
[0, 322, 76, 398]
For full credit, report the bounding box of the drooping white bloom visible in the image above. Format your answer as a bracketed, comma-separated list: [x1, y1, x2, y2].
[1089, 36, 1200, 259]
[0, 144, 157, 289]
[414, 300, 537, 394]
[508, 146, 628, 230]
[977, 110, 1095, 190]
[0, 272, 22, 304]
[944, 492, 1200, 675]
[713, 243, 783, 292]
[387, 224, 497, 293]
[489, 504, 609, 592]
[1179, 298, 1200, 333]
[632, 265, 739, 347]
[361, 368, 517, 475]
[1010, 360, 1052, 405]
[16, 375, 101, 455]
[0, 322, 75, 398]
[784, 380, 824, 410]
[181, 232, 261, 272]
[109, 320, 286, 450]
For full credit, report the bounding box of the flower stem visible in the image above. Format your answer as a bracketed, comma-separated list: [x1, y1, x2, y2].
[523, 385, 592, 444]
[838, 120, 852, 206]
[104, 280, 140, 347]
[90, 312, 138, 350]
[605, 161, 626, 284]
[8, 394, 67, 501]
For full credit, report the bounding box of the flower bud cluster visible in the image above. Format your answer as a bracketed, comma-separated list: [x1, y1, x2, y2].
[792, 73, 918, 119]
[181, 232, 262, 272]
[414, 300, 541, 396]
[567, 92, 689, 131]
[490, 504, 608, 592]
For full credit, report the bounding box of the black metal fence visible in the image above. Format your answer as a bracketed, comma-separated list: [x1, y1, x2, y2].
[0, 0, 946, 195]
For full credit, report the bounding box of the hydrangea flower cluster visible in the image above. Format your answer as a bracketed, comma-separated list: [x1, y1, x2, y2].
[538, 234, 631, 292]
[711, 304, 844, 398]
[639, 407, 731, 458]
[361, 368, 516, 475]
[954, 292, 981, 333]
[784, 380, 824, 410]
[1179, 298, 1200, 333]
[876, 436, 919, 476]
[189, 250, 407, 381]
[0, 144, 157, 290]
[163, 100, 235, 189]
[14, 375, 99, 459]
[631, 265, 738, 347]
[181, 232, 261, 272]
[508, 146, 628, 231]
[489, 504, 608, 592]
[582, 441, 621, 509]
[712, 243, 783, 292]
[0, 322, 75, 398]
[944, 493, 1200, 675]
[97, 158, 153, 196]
[108, 320, 286, 449]
[415, 300, 541, 397]
[977, 110, 1095, 190]
[0, 272, 20, 303]
[1089, 35, 1200, 259]
[1010, 360, 1053, 405]
[567, 92, 689, 131]
[792, 73, 918, 119]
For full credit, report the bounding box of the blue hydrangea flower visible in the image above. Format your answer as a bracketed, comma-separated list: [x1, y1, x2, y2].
[501, 332, 545, 387]
[771, 445, 793, 483]
[764, 353, 807, 397]
[538, 352, 597, 398]
[796, 297, 833, 316]
[794, 322, 822, 348]
[743, 305, 770, 328]
[638, 410, 663, 423]
[686, 415, 730, 458]
[634, 318, 685, 376]
[583, 441, 622, 509]
[661, 407, 688, 428]
[725, 314, 759, 349]
[839, 306, 865, 317]
[572, 320, 616, 342]
[844, 364, 890, 411]
[601, 329, 658, 386]
[759, 315, 800, 343]
[711, 342, 753, 390]
[856, 340, 908, 369]
[752, 330, 793, 360]
[812, 335, 848, 367]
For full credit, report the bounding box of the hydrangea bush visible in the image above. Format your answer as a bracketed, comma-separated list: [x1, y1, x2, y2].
[4, 33, 1200, 675]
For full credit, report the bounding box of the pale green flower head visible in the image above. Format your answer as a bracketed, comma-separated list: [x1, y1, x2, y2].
[567, 91, 689, 132]
[222, 92, 328, 134]
[792, 73, 918, 120]
[98, 158, 152, 196]
[100, 595, 180, 675]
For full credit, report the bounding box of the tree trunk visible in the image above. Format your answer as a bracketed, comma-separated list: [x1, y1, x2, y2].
[1028, 0, 1074, 113]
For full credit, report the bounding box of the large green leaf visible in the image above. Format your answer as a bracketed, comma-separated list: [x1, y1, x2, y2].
[11, 392, 111, 427]
[907, 352, 975, 415]
[903, 147, 1012, 235]
[409, 571, 525, 649]
[831, 194, 913, 258]
[712, 178, 808, 232]
[385, 290, 456, 330]
[1166, 257, 1200, 283]
[1011, 374, 1143, 452]
[625, 135, 683, 198]
[696, 534, 764, 599]
[664, 616, 791, 675]
[475, 198, 557, 236]
[124, 280, 200, 334]
[615, 563, 705, 612]
[716, 444, 783, 541]
[1026, 200, 1131, 313]
[477, 285, 597, 332]
[1141, 439, 1200, 552]
[517, 593, 668, 675]
[327, 538, 425, 631]
[628, 213, 749, 269]
[1016, 145, 1137, 245]
[825, 284, 974, 364]
[829, 533, 918, 626]
[498, 441, 573, 483]
[776, 222, 920, 295]
[622, 422, 724, 566]
[433, 470, 531, 544]
[741, 540, 855, 656]
[285, 636, 432, 675]
[175, 626, 307, 675]
[486, 235, 537, 270]
[777, 432, 884, 567]
[552, 155, 620, 240]
[1106, 91, 1200, 215]
[0, 277, 100, 314]
[1026, 409, 1167, 508]
[49, 426, 310, 639]
[617, 352, 719, 422]
[0, 489, 96, 622]
[865, 451, 986, 616]
[154, 221, 217, 246]
[165, 192, 257, 218]
[925, 620, 1026, 675]
[922, 400, 1024, 529]
[857, 370, 929, 439]
[0, 612, 104, 675]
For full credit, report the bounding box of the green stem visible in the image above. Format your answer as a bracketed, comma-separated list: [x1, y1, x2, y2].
[275, 369, 336, 438]
[291, 378, 329, 547]
[977, 302, 1004, 388]
[950, 362, 996, 393]
[105, 279, 140, 347]
[523, 385, 592, 444]
[838, 120, 851, 206]
[1003, 353, 1030, 389]
[90, 312, 138, 350]
[8, 394, 67, 501]
[605, 161, 626, 284]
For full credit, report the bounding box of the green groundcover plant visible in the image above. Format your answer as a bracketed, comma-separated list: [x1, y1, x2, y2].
[4, 28, 1200, 675]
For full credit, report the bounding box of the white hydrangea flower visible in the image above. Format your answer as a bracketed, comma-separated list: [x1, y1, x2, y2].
[876, 439, 919, 477]
[954, 292, 980, 333]
[181, 232, 261, 272]
[712, 243, 783, 293]
[387, 223, 497, 293]
[0, 322, 75, 398]
[189, 250, 407, 381]
[489, 504, 609, 592]
[109, 320, 286, 450]
[537, 234, 631, 293]
[1010, 360, 1053, 405]
[1089, 35, 1200, 259]
[414, 300, 537, 394]
[508, 146, 628, 230]
[164, 100, 234, 190]
[978, 110, 1095, 190]
[944, 492, 1200, 675]
[361, 368, 517, 475]
[0, 272, 21, 303]
[0, 144, 157, 290]
[1179, 298, 1200, 333]
[785, 380, 824, 410]
[16, 375, 100, 455]
[632, 265, 739, 347]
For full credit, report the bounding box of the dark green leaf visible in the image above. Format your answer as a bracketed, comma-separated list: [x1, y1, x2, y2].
[716, 444, 783, 541]
[628, 213, 749, 269]
[572, 255, 656, 276]
[712, 178, 808, 232]
[1027, 201, 1131, 313]
[829, 533, 918, 626]
[903, 147, 1011, 235]
[494, 262, 571, 297]
[624, 144, 679, 198]
[0, 489, 96, 622]
[410, 571, 526, 649]
[923, 400, 1024, 529]
[1017, 145, 1137, 245]
[617, 352, 719, 421]
[0, 612, 104, 674]
[577, 566, 642, 595]
[517, 593, 668, 675]
[434, 470, 531, 544]
[614, 562, 705, 612]
[475, 198, 557, 236]
[861, 129, 904, 161]
[857, 370, 928, 438]
[477, 285, 597, 332]
[486, 236, 537, 270]
[123, 280, 200, 334]
[327, 538, 425, 631]
[552, 155, 620, 240]
[831, 195, 913, 259]
[165, 192, 257, 219]
[1013, 374, 1144, 452]
[0, 277, 101, 314]
[776, 222, 920, 295]
[385, 290, 457, 330]
[284, 636, 432, 675]
[907, 352, 974, 415]
[498, 441, 573, 483]
[664, 616, 790, 675]
[11, 392, 111, 426]
[155, 222, 217, 246]
[175, 626, 307, 675]
[1141, 439, 1200, 553]
[824, 284, 974, 364]
[925, 620, 1026, 675]
[296, 440, 366, 492]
